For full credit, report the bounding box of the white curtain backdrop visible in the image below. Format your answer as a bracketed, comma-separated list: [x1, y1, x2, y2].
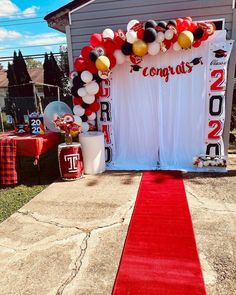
[109, 32, 225, 170]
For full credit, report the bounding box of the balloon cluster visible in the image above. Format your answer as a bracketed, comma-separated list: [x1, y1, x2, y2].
[71, 17, 215, 125]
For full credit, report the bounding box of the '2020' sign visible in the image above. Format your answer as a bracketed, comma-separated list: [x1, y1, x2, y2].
[205, 41, 233, 157]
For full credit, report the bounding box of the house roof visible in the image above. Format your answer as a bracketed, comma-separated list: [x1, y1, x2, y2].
[0, 68, 44, 88]
[44, 0, 90, 33]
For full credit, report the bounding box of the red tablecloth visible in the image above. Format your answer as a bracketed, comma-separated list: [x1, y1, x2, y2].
[0, 137, 18, 185]
[0, 131, 61, 185]
[0, 131, 61, 158]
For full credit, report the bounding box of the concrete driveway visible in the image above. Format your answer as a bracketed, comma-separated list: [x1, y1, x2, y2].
[0, 156, 235, 295]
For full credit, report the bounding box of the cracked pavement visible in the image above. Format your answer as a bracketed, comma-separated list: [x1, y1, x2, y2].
[0, 157, 235, 295]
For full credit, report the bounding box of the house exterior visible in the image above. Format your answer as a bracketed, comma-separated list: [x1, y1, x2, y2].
[45, 0, 236, 153]
[0, 68, 44, 110]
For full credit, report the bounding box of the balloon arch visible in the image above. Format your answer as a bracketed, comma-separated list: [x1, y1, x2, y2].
[70, 17, 216, 132]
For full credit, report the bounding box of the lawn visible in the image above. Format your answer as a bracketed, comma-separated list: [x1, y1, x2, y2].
[0, 184, 47, 223]
[0, 146, 59, 223]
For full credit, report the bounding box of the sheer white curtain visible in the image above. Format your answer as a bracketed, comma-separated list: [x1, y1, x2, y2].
[110, 44, 210, 170]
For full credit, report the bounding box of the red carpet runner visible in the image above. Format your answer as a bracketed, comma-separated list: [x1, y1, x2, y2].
[112, 171, 206, 295]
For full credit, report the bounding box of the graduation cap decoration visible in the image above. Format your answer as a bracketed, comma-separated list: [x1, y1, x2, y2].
[190, 57, 203, 65]
[130, 65, 142, 73]
[213, 49, 227, 58]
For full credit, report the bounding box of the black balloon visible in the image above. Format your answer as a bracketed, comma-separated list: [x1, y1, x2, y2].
[143, 28, 157, 43]
[71, 86, 79, 97]
[89, 50, 99, 62]
[93, 73, 103, 83]
[157, 21, 167, 31]
[167, 20, 177, 28]
[121, 42, 133, 55]
[145, 19, 157, 29]
[72, 75, 84, 88]
[81, 114, 88, 122]
[193, 28, 204, 40]
[82, 102, 89, 109]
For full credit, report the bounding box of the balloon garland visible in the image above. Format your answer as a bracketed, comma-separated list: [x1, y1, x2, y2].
[71, 16, 215, 129]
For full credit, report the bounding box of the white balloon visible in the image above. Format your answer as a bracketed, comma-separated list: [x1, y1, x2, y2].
[173, 41, 181, 51]
[88, 112, 96, 120]
[81, 122, 89, 133]
[126, 31, 137, 44]
[156, 32, 165, 43]
[165, 29, 174, 40]
[148, 42, 160, 55]
[77, 87, 87, 97]
[73, 105, 85, 117]
[127, 19, 139, 31]
[114, 49, 125, 64]
[85, 81, 99, 95]
[82, 94, 95, 104]
[103, 28, 114, 40]
[81, 70, 93, 83]
[73, 115, 82, 125]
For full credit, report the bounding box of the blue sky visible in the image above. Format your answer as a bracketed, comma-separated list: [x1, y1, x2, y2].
[0, 0, 70, 68]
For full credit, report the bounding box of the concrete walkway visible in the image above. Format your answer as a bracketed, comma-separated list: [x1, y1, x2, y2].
[0, 158, 235, 294]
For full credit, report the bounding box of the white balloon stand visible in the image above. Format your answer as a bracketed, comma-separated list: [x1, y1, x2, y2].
[79, 131, 105, 174]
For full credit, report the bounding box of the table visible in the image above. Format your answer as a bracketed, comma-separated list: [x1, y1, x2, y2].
[0, 131, 61, 185]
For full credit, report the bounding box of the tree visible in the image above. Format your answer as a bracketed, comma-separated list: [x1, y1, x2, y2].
[43, 52, 63, 98]
[57, 46, 70, 97]
[6, 51, 34, 123]
[26, 57, 43, 69]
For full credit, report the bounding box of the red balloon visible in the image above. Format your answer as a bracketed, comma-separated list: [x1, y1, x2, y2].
[171, 33, 178, 43]
[104, 39, 116, 55]
[85, 61, 98, 74]
[176, 18, 183, 26]
[73, 96, 83, 105]
[182, 19, 191, 30]
[74, 57, 86, 71]
[114, 31, 125, 49]
[189, 21, 198, 32]
[201, 31, 209, 41]
[107, 54, 116, 69]
[85, 108, 93, 116]
[185, 16, 192, 22]
[90, 101, 100, 112]
[176, 18, 183, 33]
[81, 46, 93, 61]
[137, 28, 145, 39]
[192, 40, 201, 48]
[90, 33, 103, 47]
[163, 39, 172, 50]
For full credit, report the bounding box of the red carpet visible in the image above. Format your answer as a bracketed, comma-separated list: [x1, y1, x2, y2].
[112, 171, 206, 295]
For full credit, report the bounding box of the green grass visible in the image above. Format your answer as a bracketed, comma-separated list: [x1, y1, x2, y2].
[0, 184, 47, 223]
[0, 146, 59, 223]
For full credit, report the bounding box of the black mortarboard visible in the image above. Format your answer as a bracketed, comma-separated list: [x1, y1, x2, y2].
[213, 49, 227, 58]
[190, 57, 203, 65]
[130, 65, 142, 72]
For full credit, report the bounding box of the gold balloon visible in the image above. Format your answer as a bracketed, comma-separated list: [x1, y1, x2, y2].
[177, 30, 194, 49]
[95, 56, 110, 71]
[132, 39, 148, 57]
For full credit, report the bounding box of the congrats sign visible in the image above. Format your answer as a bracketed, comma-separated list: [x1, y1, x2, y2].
[97, 31, 233, 171]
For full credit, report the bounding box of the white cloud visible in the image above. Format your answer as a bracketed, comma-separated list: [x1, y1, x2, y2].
[0, 1, 40, 18]
[22, 6, 40, 18]
[0, 27, 21, 41]
[0, 0, 19, 17]
[24, 33, 66, 46]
